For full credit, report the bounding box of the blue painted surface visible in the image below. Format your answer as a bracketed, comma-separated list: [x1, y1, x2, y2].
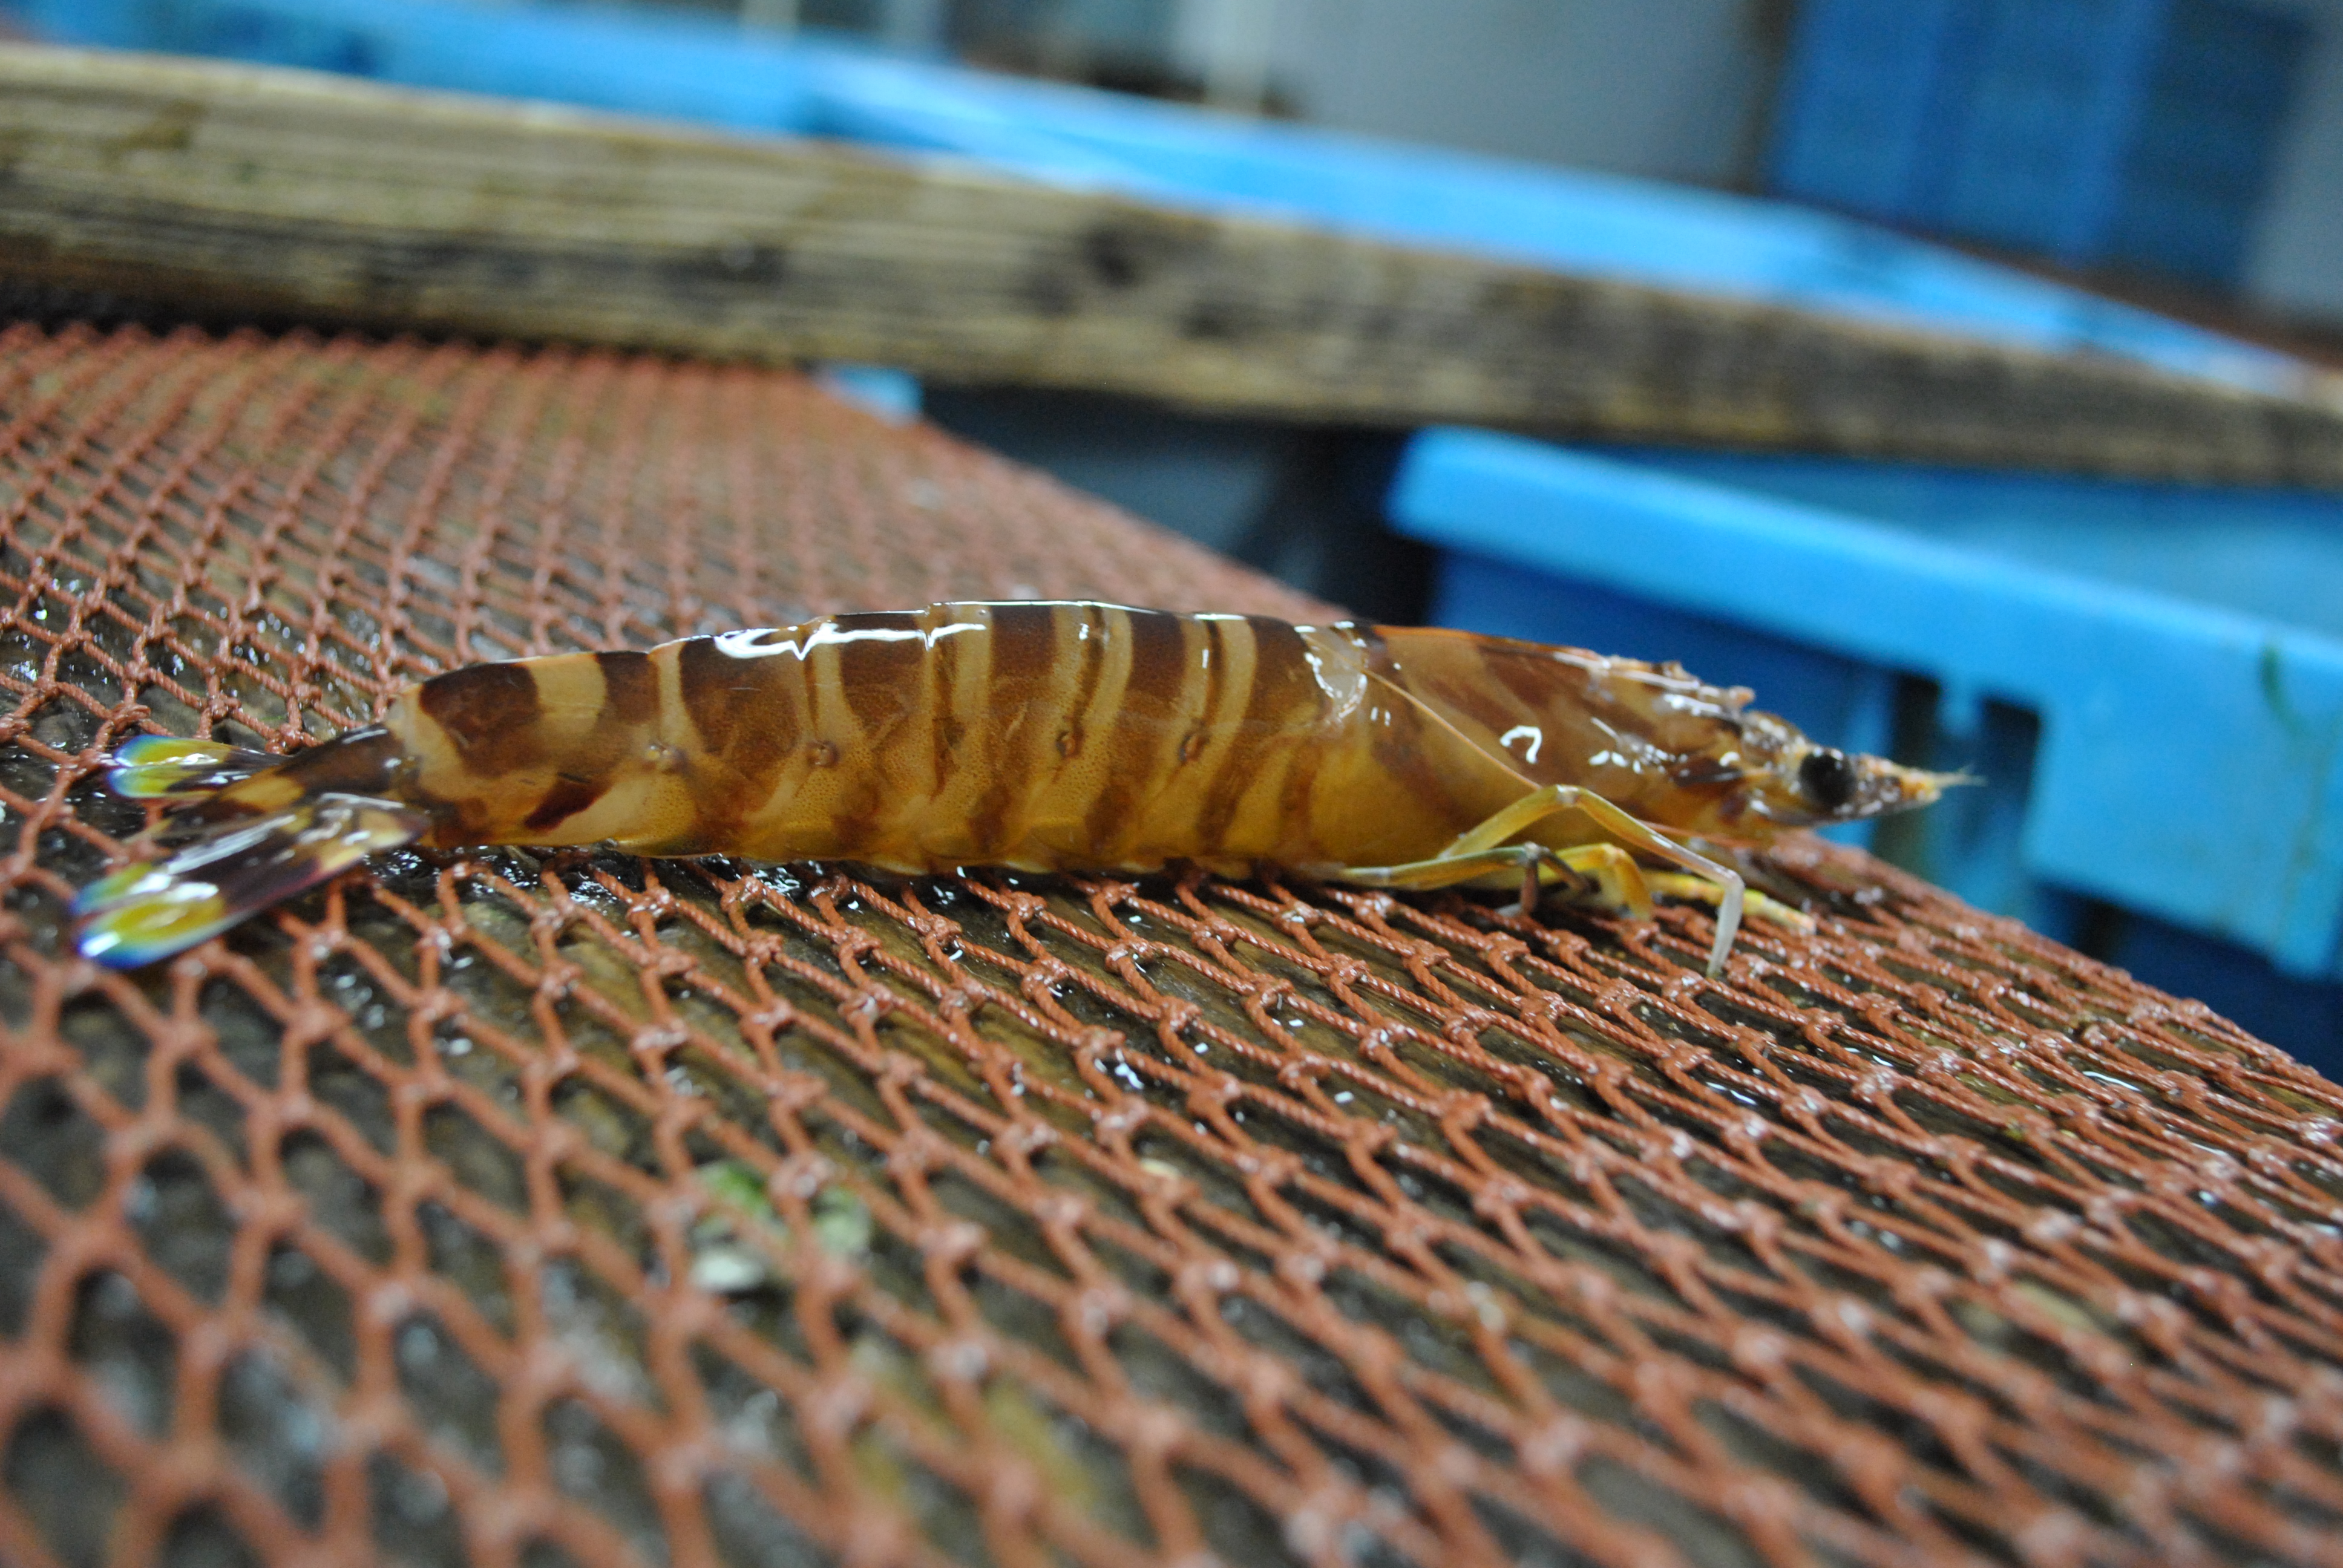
[815, 365, 923, 425]
[10, 0, 2310, 395]
[1391, 431, 2343, 981]
[1612, 452, 2343, 642]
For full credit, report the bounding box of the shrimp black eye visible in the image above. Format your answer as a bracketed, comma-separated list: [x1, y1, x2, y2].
[1798, 748, 1856, 811]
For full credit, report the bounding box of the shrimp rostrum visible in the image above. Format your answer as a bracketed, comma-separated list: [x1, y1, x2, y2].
[76, 603, 1950, 975]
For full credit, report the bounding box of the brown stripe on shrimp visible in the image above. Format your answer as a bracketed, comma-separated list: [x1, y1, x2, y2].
[599, 650, 660, 727]
[670, 629, 808, 850]
[1193, 615, 1327, 857]
[678, 632, 797, 780]
[417, 659, 544, 780]
[821, 612, 934, 854]
[914, 606, 997, 861]
[1081, 608, 1194, 860]
[963, 602, 1062, 858]
[1187, 613, 1265, 852]
[1026, 604, 1137, 864]
[831, 611, 928, 734]
[1052, 602, 1115, 764]
[925, 607, 977, 780]
[1152, 613, 1235, 851]
[522, 650, 661, 832]
[1116, 607, 1197, 722]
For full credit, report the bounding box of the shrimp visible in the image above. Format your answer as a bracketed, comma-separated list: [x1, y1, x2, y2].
[73, 603, 1950, 975]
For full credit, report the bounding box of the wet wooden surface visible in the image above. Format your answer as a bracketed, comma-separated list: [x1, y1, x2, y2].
[7, 43, 2343, 485]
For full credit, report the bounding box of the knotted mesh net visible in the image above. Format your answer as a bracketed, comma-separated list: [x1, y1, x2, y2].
[3, 319, 2342, 1568]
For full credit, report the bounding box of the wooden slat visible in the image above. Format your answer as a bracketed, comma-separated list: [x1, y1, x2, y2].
[5, 43, 2343, 486]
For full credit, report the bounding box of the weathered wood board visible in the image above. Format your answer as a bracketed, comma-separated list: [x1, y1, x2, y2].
[5, 43, 2343, 485]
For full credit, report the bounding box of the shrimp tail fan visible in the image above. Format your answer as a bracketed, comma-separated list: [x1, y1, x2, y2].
[76, 731, 427, 969]
[75, 794, 428, 967]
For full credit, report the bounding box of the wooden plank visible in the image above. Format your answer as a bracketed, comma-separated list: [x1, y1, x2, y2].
[4, 42, 2342, 486]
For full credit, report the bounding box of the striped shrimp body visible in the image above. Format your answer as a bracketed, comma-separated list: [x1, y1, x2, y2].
[74, 603, 1950, 974]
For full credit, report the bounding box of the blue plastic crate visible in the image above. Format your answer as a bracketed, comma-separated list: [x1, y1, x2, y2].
[2105, 1, 2309, 285]
[1768, 0, 2312, 288]
[1755, 0, 1980, 224]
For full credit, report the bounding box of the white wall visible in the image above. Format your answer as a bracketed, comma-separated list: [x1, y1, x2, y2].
[2245, 0, 2343, 324]
[1175, 0, 1771, 186]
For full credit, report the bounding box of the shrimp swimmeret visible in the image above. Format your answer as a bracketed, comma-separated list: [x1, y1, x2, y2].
[74, 603, 1951, 975]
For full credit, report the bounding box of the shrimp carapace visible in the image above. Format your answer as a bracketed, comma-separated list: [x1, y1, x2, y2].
[74, 603, 1952, 974]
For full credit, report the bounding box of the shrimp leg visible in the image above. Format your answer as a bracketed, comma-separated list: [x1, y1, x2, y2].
[1645, 873, 1817, 938]
[1342, 785, 1747, 977]
[1337, 841, 1650, 917]
[1335, 842, 1579, 897]
[1542, 845, 1822, 944]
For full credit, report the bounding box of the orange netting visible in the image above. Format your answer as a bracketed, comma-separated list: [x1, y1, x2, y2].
[4, 319, 2343, 1568]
